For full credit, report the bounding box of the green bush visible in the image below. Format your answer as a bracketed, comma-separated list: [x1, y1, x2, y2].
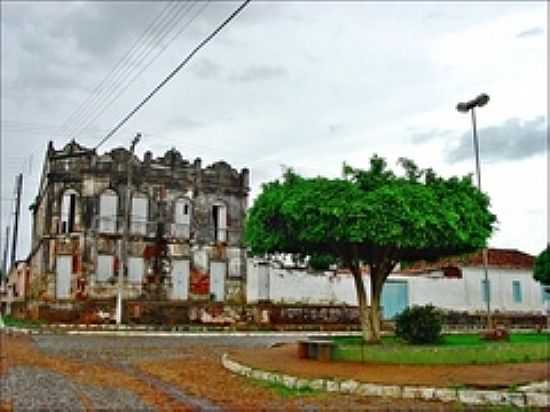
[395, 304, 443, 344]
[308, 254, 337, 271]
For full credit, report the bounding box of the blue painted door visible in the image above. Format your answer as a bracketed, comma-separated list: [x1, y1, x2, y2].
[381, 281, 409, 319]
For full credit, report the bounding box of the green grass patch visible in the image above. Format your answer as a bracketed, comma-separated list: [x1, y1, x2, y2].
[2, 315, 45, 329]
[331, 333, 549, 365]
[249, 379, 323, 399]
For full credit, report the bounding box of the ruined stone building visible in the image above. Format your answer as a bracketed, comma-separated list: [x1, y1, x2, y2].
[26, 140, 249, 316]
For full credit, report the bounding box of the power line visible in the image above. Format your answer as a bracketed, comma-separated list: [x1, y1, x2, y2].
[56, 1, 180, 139]
[95, 0, 252, 150]
[63, 1, 196, 140]
[72, 1, 208, 141]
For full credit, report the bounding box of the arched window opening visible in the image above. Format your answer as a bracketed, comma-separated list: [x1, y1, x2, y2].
[99, 190, 118, 233]
[174, 198, 191, 238]
[61, 190, 78, 233]
[131, 193, 148, 235]
[212, 202, 227, 243]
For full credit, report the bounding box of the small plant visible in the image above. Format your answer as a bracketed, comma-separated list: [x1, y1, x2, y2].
[395, 304, 443, 344]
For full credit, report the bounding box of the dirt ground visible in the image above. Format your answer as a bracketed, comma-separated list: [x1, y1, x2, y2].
[136, 347, 446, 412]
[230, 343, 549, 389]
[0, 333, 461, 411]
[0, 334, 191, 411]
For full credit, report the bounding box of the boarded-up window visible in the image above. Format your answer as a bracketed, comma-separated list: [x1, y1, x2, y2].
[56, 256, 71, 298]
[128, 257, 144, 283]
[131, 193, 148, 235]
[61, 190, 78, 233]
[96, 255, 114, 281]
[99, 190, 118, 233]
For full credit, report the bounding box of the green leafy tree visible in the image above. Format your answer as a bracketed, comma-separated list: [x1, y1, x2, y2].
[245, 156, 496, 343]
[534, 246, 550, 285]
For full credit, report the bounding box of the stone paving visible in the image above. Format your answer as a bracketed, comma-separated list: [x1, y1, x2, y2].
[0, 366, 153, 411]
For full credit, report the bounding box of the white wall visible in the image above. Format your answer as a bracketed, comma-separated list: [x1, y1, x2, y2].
[247, 259, 369, 305]
[246, 259, 547, 313]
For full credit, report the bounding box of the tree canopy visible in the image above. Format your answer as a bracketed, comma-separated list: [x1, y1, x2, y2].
[245, 155, 497, 342]
[534, 246, 550, 285]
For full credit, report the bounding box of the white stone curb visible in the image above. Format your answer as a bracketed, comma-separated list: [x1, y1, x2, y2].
[0, 325, 365, 337]
[221, 353, 550, 408]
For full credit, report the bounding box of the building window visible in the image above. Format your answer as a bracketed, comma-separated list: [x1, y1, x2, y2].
[60, 190, 78, 233]
[512, 280, 522, 303]
[96, 255, 114, 281]
[174, 198, 191, 238]
[128, 257, 144, 283]
[481, 279, 490, 303]
[131, 193, 148, 235]
[99, 190, 118, 233]
[212, 203, 227, 242]
[542, 287, 550, 302]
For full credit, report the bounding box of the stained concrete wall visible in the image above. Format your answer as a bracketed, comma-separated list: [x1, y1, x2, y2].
[246, 260, 547, 314]
[247, 260, 370, 306]
[405, 268, 546, 313]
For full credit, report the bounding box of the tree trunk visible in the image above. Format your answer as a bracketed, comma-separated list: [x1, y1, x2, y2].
[351, 266, 370, 343]
[368, 277, 383, 344]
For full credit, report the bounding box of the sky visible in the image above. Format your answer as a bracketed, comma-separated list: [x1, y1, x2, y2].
[0, 1, 547, 263]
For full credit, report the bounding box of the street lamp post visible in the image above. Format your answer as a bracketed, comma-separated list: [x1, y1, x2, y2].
[456, 93, 492, 330]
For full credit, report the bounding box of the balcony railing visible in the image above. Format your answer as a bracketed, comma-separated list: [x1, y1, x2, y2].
[97, 216, 118, 234]
[215, 228, 227, 243]
[165, 223, 190, 239]
[93, 216, 192, 239]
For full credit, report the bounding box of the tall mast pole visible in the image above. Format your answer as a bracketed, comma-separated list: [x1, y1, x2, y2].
[10, 174, 23, 268]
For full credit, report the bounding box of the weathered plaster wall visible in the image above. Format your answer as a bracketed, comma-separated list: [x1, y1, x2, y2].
[406, 268, 546, 313]
[247, 260, 371, 306]
[247, 260, 547, 314]
[27, 141, 249, 306]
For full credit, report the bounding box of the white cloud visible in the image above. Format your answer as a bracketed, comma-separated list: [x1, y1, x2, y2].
[1, 1, 547, 259]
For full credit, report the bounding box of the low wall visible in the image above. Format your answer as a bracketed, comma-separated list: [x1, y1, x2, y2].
[10, 300, 548, 330]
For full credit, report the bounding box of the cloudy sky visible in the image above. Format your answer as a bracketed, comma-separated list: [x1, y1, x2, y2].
[1, 1, 547, 262]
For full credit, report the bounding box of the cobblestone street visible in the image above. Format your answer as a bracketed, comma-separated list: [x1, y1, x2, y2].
[0, 332, 450, 411]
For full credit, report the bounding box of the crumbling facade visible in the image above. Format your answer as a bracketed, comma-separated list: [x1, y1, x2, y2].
[27, 140, 249, 314]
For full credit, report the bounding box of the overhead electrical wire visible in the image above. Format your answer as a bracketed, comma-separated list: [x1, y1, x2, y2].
[56, 1, 180, 139]
[62, 1, 196, 140]
[95, 0, 252, 150]
[72, 0, 211, 141]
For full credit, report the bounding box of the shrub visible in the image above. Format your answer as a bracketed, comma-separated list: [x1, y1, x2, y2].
[308, 254, 337, 271]
[395, 304, 443, 344]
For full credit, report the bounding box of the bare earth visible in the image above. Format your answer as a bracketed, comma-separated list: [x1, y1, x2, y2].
[230, 343, 549, 388]
[3, 333, 541, 411]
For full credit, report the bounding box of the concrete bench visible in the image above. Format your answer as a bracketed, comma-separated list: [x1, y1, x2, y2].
[297, 339, 335, 362]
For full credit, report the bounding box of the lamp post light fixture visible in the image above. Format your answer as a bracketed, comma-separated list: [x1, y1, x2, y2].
[456, 93, 492, 330]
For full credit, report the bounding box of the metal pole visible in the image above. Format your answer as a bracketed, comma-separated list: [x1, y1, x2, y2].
[2, 226, 10, 280]
[116, 133, 141, 325]
[10, 174, 22, 268]
[471, 108, 492, 329]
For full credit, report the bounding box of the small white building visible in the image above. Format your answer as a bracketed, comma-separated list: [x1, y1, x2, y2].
[247, 248, 549, 319]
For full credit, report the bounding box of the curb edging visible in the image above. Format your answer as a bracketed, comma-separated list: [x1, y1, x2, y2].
[221, 353, 549, 408]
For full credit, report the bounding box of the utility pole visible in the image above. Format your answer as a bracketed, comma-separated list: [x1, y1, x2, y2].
[10, 174, 23, 268]
[116, 133, 141, 325]
[2, 226, 10, 281]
